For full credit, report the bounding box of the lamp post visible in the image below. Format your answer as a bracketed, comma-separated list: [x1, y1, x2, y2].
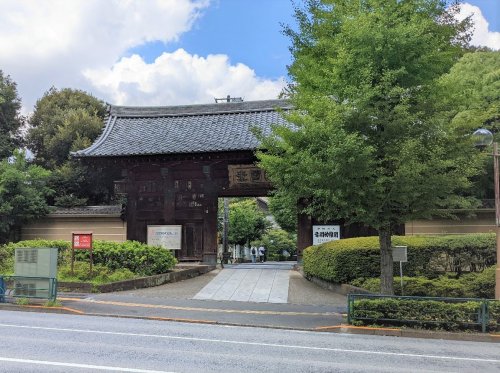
[473, 128, 500, 299]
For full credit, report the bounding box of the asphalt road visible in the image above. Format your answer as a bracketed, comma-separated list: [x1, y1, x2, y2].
[0, 310, 499, 372]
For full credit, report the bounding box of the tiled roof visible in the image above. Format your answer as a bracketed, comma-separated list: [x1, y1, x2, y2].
[49, 205, 121, 217]
[73, 99, 291, 158]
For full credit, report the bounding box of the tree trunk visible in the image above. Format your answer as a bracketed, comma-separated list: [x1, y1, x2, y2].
[379, 226, 394, 295]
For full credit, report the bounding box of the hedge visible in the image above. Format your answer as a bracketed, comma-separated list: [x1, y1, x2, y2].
[0, 239, 177, 277]
[303, 234, 495, 284]
[351, 265, 496, 299]
[350, 298, 500, 332]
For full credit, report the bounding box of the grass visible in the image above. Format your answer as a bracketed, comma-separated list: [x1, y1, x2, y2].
[15, 297, 30, 305]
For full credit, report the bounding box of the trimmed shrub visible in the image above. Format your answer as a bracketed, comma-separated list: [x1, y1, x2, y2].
[465, 266, 496, 299]
[0, 239, 177, 277]
[58, 261, 136, 284]
[303, 234, 495, 284]
[351, 298, 500, 332]
[351, 266, 496, 299]
[89, 240, 176, 276]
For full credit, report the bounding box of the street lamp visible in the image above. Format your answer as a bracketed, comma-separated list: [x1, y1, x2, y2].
[473, 128, 500, 299]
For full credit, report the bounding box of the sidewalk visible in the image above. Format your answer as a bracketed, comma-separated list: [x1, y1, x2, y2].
[2, 264, 499, 342]
[55, 263, 347, 330]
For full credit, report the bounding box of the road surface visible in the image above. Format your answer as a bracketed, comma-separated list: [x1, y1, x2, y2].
[0, 310, 498, 372]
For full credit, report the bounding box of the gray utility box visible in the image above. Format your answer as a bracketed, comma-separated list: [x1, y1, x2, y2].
[14, 248, 58, 299]
[15, 247, 58, 278]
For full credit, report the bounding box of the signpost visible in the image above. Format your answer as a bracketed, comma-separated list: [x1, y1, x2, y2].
[312, 225, 340, 245]
[392, 246, 407, 295]
[72, 232, 93, 276]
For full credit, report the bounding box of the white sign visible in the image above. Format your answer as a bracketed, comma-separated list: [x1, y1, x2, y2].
[392, 246, 408, 262]
[313, 225, 340, 245]
[147, 225, 182, 250]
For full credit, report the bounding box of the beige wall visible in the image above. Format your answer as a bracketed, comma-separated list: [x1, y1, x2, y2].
[405, 210, 495, 235]
[21, 216, 127, 242]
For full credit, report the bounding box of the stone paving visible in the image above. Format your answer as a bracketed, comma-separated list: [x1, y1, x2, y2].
[193, 262, 295, 303]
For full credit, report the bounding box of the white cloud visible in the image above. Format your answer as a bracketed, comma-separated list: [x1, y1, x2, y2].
[0, 0, 210, 111]
[84, 49, 285, 106]
[457, 3, 500, 50]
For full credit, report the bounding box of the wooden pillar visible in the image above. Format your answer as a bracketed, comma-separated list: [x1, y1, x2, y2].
[202, 166, 218, 264]
[126, 167, 139, 241]
[202, 192, 218, 264]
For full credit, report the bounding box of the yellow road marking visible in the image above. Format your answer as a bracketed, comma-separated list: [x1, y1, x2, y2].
[25, 305, 85, 314]
[315, 325, 400, 331]
[58, 297, 339, 317]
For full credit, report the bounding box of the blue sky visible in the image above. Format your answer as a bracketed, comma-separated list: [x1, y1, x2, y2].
[129, 0, 295, 80]
[132, 0, 500, 82]
[0, 0, 498, 112]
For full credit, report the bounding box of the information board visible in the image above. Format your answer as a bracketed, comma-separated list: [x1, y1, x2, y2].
[72, 232, 93, 250]
[147, 225, 182, 250]
[312, 225, 340, 245]
[392, 246, 408, 262]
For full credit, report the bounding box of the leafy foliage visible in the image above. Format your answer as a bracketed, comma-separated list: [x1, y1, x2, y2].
[352, 266, 496, 299]
[0, 70, 23, 159]
[351, 298, 499, 331]
[58, 261, 136, 284]
[0, 152, 53, 243]
[25, 87, 116, 206]
[226, 199, 270, 246]
[253, 228, 296, 260]
[78, 240, 177, 276]
[435, 51, 500, 200]
[27, 87, 106, 169]
[258, 0, 479, 294]
[268, 191, 297, 233]
[0, 239, 177, 279]
[303, 234, 496, 284]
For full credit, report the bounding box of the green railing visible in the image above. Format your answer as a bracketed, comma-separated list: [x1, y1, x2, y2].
[347, 293, 498, 333]
[0, 275, 58, 302]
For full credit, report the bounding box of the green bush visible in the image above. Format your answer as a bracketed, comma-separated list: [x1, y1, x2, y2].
[0, 240, 71, 274]
[465, 266, 496, 299]
[0, 239, 177, 278]
[303, 234, 495, 284]
[351, 298, 500, 332]
[351, 266, 496, 299]
[58, 261, 136, 284]
[84, 240, 176, 276]
[252, 229, 296, 261]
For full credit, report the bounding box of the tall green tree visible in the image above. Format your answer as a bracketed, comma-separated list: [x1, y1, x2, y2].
[226, 199, 270, 247]
[437, 51, 500, 201]
[258, 0, 480, 294]
[27, 87, 106, 169]
[0, 150, 53, 243]
[254, 228, 297, 260]
[0, 70, 23, 159]
[268, 192, 297, 234]
[26, 88, 116, 206]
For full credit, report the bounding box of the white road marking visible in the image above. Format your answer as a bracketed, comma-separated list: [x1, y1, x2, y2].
[0, 323, 498, 364]
[0, 357, 176, 373]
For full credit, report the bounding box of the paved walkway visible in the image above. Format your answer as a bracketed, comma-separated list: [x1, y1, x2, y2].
[193, 262, 294, 303]
[54, 263, 347, 330]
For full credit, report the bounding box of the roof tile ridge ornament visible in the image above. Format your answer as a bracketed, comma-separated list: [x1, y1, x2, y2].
[107, 99, 292, 118]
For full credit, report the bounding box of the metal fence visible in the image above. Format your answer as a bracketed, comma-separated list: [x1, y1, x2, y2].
[347, 293, 495, 333]
[0, 275, 58, 303]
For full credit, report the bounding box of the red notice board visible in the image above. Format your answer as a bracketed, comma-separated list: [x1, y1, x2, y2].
[72, 232, 93, 250]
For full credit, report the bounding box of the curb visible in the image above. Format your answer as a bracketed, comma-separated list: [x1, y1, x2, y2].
[1, 303, 498, 342]
[315, 324, 500, 343]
